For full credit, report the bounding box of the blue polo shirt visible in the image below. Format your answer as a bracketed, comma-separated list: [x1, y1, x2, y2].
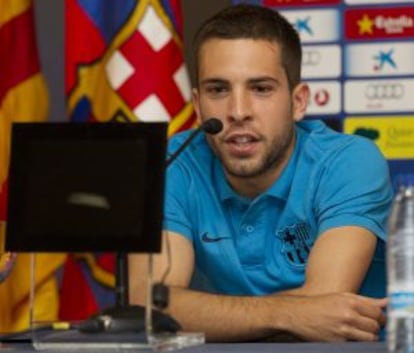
[164, 120, 393, 298]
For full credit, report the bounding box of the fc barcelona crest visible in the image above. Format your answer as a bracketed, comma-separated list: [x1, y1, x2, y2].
[276, 223, 313, 267]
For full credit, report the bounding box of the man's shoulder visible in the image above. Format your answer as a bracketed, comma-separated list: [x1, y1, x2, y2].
[297, 120, 381, 159]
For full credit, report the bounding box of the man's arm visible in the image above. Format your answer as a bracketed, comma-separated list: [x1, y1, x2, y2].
[129, 230, 386, 342]
[280, 225, 378, 296]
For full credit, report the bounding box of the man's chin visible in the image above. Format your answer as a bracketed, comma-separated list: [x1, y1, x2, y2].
[223, 162, 262, 179]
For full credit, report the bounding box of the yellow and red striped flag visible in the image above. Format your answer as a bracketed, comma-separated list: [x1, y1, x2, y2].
[0, 0, 66, 333]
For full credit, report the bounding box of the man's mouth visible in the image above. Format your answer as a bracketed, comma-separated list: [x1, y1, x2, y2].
[225, 133, 260, 157]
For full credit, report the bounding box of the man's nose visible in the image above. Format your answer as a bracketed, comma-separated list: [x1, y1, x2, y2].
[227, 89, 252, 123]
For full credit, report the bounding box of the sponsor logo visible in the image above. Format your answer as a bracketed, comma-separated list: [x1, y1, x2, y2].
[365, 83, 404, 100]
[375, 15, 414, 35]
[277, 223, 312, 267]
[344, 79, 414, 113]
[344, 116, 414, 159]
[295, 17, 313, 35]
[353, 128, 380, 141]
[314, 89, 330, 106]
[306, 81, 341, 115]
[302, 49, 321, 66]
[201, 232, 231, 243]
[302, 45, 341, 79]
[346, 8, 414, 40]
[356, 14, 413, 36]
[282, 9, 340, 43]
[373, 48, 397, 71]
[358, 14, 375, 35]
[345, 42, 414, 77]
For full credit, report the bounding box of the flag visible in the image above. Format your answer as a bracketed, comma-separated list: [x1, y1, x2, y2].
[0, 0, 66, 333]
[66, 0, 195, 132]
[61, 0, 195, 321]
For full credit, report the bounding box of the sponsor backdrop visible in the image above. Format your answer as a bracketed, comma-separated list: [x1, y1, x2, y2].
[233, 0, 414, 185]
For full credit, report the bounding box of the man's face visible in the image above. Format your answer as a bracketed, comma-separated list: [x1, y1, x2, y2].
[193, 38, 308, 189]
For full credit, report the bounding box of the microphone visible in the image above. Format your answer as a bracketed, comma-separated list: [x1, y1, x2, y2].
[200, 117, 223, 134]
[165, 118, 223, 167]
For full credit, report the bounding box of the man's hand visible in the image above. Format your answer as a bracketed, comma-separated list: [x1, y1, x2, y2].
[285, 293, 387, 342]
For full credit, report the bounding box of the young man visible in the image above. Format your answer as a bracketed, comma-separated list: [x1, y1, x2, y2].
[129, 4, 392, 342]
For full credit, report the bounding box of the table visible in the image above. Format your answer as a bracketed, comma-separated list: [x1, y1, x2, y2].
[1, 342, 387, 353]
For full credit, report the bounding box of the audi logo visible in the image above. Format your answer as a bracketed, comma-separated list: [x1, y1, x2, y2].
[364, 83, 405, 100]
[302, 50, 321, 66]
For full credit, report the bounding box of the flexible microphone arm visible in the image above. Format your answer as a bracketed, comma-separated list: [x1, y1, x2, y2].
[152, 118, 223, 310]
[165, 118, 223, 168]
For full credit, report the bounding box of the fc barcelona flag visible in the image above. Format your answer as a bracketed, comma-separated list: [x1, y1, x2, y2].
[60, 0, 195, 321]
[0, 0, 66, 333]
[66, 0, 195, 133]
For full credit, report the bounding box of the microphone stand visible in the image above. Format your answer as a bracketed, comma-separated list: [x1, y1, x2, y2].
[165, 129, 203, 167]
[115, 252, 129, 307]
[79, 252, 180, 334]
[166, 118, 223, 167]
[82, 119, 223, 334]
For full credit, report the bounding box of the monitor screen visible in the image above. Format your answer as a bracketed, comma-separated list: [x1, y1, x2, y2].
[5, 122, 167, 253]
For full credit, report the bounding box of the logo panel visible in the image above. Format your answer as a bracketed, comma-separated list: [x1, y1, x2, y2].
[346, 0, 414, 4]
[264, 0, 340, 6]
[345, 7, 414, 40]
[302, 45, 341, 79]
[306, 81, 341, 115]
[344, 79, 414, 113]
[344, 116, 414, 159]
[345, 42, 414, 77]
[281, 9, 340, 43]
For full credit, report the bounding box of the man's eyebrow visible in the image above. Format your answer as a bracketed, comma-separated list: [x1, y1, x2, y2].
[248, 77, 280, 84]
[199, 78, 228, 86]
[199, 76, 280, 86]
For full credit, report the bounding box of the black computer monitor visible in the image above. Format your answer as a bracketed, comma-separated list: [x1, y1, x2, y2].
[5, 122, 167, 253]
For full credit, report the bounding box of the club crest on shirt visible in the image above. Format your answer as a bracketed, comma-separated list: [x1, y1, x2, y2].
[276, 223, 313, 267]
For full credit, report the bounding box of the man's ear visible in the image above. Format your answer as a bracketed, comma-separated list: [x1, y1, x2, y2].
[292, 82, 310, 122]
[192, 88, 202, 125]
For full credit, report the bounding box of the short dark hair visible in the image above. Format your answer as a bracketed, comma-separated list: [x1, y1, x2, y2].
[193, 4, 302, 91]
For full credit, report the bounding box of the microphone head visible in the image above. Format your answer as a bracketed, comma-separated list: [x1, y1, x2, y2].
[201, 118, 223, 135]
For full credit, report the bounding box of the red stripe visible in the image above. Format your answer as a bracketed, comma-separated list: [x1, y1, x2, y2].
[169, 0, 184, 39]
[96, 253, 115, 273]
[59, 255, 99, 320]
[0, 5, 40, 103]
[65, 0, 106, 94]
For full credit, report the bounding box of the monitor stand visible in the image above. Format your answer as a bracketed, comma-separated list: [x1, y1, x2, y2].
[29, 253, 205, 351]
[78, 252, 181, 334]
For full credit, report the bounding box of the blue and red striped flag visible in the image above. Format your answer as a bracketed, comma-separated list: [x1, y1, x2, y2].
[60, 0, 195, 321]
[66, 0, 195, 133]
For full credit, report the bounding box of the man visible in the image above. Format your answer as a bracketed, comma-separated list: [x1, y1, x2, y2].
[129, 4, 392, 342]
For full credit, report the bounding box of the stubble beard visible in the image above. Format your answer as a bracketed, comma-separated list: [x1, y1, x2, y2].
[210, 121, 296, 179]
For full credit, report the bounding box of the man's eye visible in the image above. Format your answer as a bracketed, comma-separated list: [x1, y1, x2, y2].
[206, 86, 228, 96]
[252, 85, 273, 94]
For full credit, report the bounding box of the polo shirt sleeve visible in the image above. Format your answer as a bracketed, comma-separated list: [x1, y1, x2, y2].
[315, 136, 393, 241]
[163, 161, 194, 242]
